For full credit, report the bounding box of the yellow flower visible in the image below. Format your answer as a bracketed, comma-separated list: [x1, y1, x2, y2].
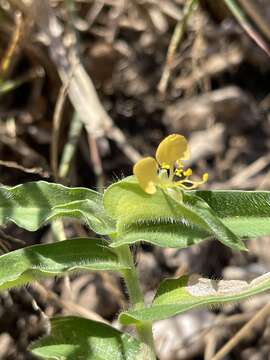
[133, 134, 208, 194]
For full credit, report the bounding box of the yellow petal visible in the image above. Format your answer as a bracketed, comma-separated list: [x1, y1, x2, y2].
[183, 168, 192, 177]
[203, 173, 209, 182]
[133, 157, 158, 194]
[156, 134, 189, 167]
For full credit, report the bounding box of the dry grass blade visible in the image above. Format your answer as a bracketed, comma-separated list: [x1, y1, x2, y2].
[211, 302, 270, 360]
[237, 0, 270, 42]
[34, 0, 108, 137]
[51, 72, 71, 180]
[224, 0, 270, 57]
[32, 0, 140, 163]
[88, 134, 104, 192]
[59, 112, 83, 179]
[0, 11, 23, 76]
[158, 0, 199, 95]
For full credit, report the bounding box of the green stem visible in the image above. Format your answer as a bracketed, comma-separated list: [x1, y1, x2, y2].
[116, 244, 156, 359]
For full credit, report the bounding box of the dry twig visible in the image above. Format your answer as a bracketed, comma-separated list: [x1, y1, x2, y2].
[0, 159, 49, 177]
[211, 302, 270, 360]
[224, 154, 270, 188]
[32, 281, 109, 324]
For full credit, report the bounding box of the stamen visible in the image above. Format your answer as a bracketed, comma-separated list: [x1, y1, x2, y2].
[184, 168, 192, 177]
[175, 181, 201, 190]
[203, 173, 209, 181]
[175, 172, 208, 189]
[161, 163, 170, 170]
[133, 134, 208, 194]
[175, 168, 183, 177]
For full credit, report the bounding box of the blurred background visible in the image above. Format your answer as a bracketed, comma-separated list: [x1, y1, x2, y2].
[0, 0, 270, 359]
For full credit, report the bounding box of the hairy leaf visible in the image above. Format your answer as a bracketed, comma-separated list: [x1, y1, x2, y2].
[104, 177, 209, 248]
[104, 177, 246, 250]
[0, 238, 127, 291]
[0, 181, 115, 234]
[119, 272, 270, 324]
[180, 191, 246, 250]
[195, 190, 270, 238]
[110, 221, 209, 248]
[30, 316, 148, 360]
[104, 177, 185, 226]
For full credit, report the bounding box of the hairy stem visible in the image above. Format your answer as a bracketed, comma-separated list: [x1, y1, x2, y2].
[116, 244, 156, 359]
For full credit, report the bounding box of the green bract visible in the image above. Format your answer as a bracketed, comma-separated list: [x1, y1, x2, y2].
[104, 177, 246, 250]
[104, 177, 270, 249]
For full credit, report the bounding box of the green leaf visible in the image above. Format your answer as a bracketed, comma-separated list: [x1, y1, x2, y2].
[110, 221, 209, 248]
[0, 238, 127, 291]
[0, 181, 115, 234]
[119, 272, 270, 324]
[195, 190, 270, 238]
[180, 191, 246, 250]
[30, 316, 148, 360]
[104, 177, 246, 250]
[104, 177, 209, 248]
[104, 177, 185, 227]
